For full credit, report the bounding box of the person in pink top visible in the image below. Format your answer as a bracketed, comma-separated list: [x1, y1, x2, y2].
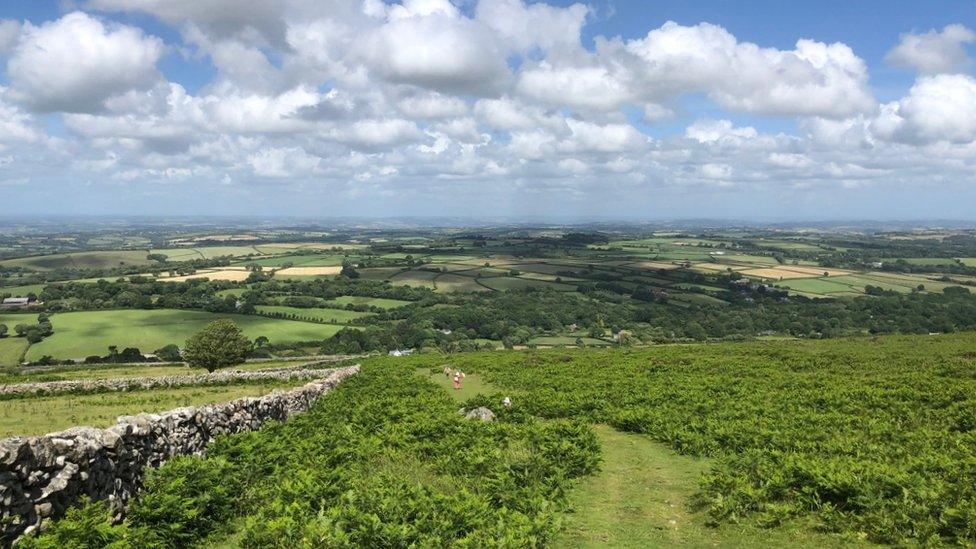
[453, 372, 461, 390]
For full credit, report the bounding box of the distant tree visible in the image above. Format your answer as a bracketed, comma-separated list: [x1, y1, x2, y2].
[254, 336, 269, 348]
[340, 262, 360, 279]
[25, 328, 43, 344]
[154, 344, 183, 362]
[0, 324, 6, 338]
[183, 319, 252, 373]
[118, 347, 144, 362]
[14, 324, 28, 337]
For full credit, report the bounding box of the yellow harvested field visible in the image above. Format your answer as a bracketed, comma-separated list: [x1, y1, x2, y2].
[741, 266, 852, 280]
[630, 261, 680, 270]
[158, 268, 251, 282]
[691, 263, 747, 272]
[274, 266, 342, 276]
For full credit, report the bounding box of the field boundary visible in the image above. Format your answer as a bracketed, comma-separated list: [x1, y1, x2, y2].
[0, 365, 360, 544]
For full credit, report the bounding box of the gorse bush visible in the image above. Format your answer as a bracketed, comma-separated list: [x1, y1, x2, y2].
[23, 362, 599, 547]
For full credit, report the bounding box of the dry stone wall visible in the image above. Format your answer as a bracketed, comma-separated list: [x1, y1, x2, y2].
[0, 365, 359, 545]
[0, 365, 345, 398]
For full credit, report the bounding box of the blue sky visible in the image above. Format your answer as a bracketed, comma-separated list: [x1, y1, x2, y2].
[0, 0, 973, 220]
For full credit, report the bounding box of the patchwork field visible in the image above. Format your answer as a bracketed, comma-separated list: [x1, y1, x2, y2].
[156, 267, 252, 282]
[740, 266, 851, 279]
[325, 296, 412, 309]
[22, 309, 349, 360]
[150, 245, 268, 260]
[434, 273, 490, 292]
[0, 250, 155, 271]
[273, 266, 342, 277]
[255, 305, 372, 323]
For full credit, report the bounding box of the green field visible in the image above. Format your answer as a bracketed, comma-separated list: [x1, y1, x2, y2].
[895, 257, 959, 266]
[0, 337, 28, 367]
[0, 380, 303, 437]
[22, 309, 347, 360]
[0, 250, 155, 271]
[478, 276, 576, 292]
[388, 269, 439, 287]
[434, 273, 490, 293]
[242, 253, 352, 267]
[958, 258, 976, 267]
[326, 295, 412, 309]
[0, 282, 49, 297]
[254, 305, 372, 323]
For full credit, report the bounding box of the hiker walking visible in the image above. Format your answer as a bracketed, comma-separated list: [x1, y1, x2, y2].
[443, 365, 451, 378]
[453, 372, 462, 390]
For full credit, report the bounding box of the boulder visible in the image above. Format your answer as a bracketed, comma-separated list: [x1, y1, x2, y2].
[460, 407, 496, 422]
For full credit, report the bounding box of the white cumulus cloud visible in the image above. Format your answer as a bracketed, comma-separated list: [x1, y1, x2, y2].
[7, 12, 164, 113]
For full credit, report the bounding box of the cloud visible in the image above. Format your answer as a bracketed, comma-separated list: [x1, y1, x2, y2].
[248, 146, 320, 177]
[86, 0, 291, 45]
[397, 92, 468, 119]
[7, 12, 164, 113]
[3, 1, 976, 214]
[872, 74, 976, 144]
[475, 0, 589, 53]
[686, 119, 758, 143]
[358, 10, 509, 95]
[885, 24, 975, 74]
[516, 21, 873, 118]
[0, 19, 20, 54]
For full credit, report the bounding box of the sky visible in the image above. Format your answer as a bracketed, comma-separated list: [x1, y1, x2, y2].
[0, 0, 974, 221]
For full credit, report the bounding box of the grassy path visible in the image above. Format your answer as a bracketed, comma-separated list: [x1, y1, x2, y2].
[415, 367, 495, 402]
[556, 425, 868, 548]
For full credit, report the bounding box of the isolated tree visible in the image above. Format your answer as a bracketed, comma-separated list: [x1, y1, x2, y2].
[254, 336, 269, 348]
[183, 319, 252, 373]
[0, 324, 6, 338]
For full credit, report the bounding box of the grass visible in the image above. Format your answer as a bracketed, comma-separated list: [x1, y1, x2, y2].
[388, 269, 439, 287]
[326, 295, 412, 309]
[478, 276, 576, 292]
[0, 283, 49, 297]
[0, 337, 28, 367]
[434, 273, 490, 293]
[0, 380, 303, 437]
[415, 367, 495, 402]
[254, 305, 372, 323]
[241, 254, 352, 267]
[23, 309, 348, 360]
[556, 426, 867, 548]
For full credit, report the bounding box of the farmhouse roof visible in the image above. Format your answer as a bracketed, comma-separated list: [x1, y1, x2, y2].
[2, 297, 30, 305]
